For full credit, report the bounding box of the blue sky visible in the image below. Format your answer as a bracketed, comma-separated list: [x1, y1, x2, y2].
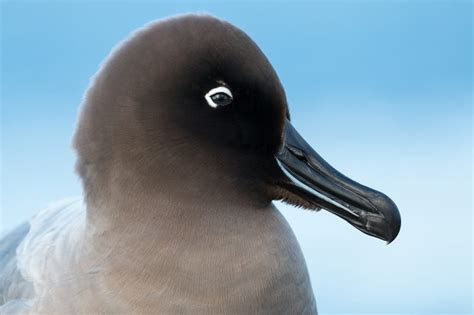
[1, 1, 472, 314]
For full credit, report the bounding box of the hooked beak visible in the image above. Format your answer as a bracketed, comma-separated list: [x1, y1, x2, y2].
[275, 120, 401, 243]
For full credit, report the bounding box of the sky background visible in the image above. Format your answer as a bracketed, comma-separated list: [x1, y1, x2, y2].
[1, 1, 472, 314]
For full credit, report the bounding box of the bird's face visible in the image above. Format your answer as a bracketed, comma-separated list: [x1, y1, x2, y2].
[74, 14, 400, 243]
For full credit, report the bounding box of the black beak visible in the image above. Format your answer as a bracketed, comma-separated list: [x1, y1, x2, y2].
[276, 120, 401, 243]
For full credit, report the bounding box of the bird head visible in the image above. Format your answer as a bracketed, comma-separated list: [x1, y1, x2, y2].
[73, 14, 400, 242]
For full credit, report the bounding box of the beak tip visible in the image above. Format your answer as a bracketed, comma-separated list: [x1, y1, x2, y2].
[380, 196, 401, 244]
[387, 218, 401, 244]
[385, 228, 399, 244]
[366, 192, 400, 244]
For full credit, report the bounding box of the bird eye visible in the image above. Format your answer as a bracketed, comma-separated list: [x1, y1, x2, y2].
[205, 86, 233, 108]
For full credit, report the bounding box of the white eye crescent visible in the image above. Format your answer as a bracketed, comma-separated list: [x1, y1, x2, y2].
[205, 86, 233, 108]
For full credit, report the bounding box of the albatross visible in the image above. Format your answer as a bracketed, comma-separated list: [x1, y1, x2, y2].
[0, 14, 401, 314]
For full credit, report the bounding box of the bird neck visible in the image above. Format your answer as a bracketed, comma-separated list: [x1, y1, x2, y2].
[85, 172, 271, 233]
